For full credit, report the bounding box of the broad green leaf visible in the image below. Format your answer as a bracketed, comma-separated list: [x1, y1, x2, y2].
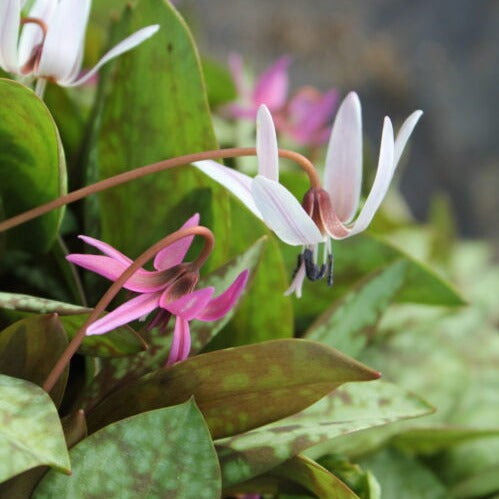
[0, 314, 68, 405]
[359, 449, 446, 499]
[86, 339, 379, 437]
[0, 78, 66, 252]
[217, 380, 432, 488]
[34, 401, 220, 498]
[306, 260, 408, 357]
[0, 374, 70, 483]
[92, 0, 230, 266]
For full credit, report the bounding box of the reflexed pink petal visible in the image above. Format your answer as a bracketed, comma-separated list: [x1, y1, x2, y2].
[193, 160, 262, 220]
[64, 25, 159, 86]
[256, 105, 279, 181]
[226, 103, 258, 119]
[252, 56, 290, 111]
[349, 117, 395, 237]
[154, 213, 200, 270]
[166, 317, 191, 366]
[37, 0, 91, 81]
[228, 52, 247, 99]
[86, 292, 160, 336]
[18, 0, 57, 67]
[323, 91, 363, 223]
[162, 287, 215, 321]
[196, 270, 249, 321]
[0, 0, 21, 72]
[66, 254, 175, 292]
[393, 110, 423, 167]
[252, 176, 323, 246]
[78, 235, 132, 265]
[284, 259, 306, 298]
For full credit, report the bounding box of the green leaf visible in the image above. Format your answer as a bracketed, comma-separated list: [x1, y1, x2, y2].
[306, 260, 408, 357]
[359, 449, 446, 499]
[0, 291, 89, 315]
[0, 374, 70, 483]
[34, 401, 221, 498]
[86, 339, 379, 438]
[0, 314, 68, 406]
[217, 380, 432, 488]
[0, 78, 66, 252]
[448, 467, 499, 499]
[92, 0, 230, 266]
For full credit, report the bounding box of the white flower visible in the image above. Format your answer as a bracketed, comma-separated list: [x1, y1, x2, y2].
[194, 92, 422, 297]
[0, 0, 159, 87]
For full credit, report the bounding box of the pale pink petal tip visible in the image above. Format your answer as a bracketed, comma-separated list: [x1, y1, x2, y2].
[196, 270, 250, 321]
[256, 105, 279, 181]
[284, 260, 306, 298]
[167, 317, 191, 366]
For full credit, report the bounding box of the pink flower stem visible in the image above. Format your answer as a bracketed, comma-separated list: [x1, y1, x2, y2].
[0, 147, 320, 234]
[42, 225, 214, 393]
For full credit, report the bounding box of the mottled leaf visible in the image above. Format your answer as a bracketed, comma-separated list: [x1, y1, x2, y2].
[86, 339, 379, 437]
[0, 78, 66, 252]
[306, 260, 408, 357]
[217, 380, 432, 487]
[0, 314, 68, 405]
[33, 401, 220, 499]
[92, 0, 230, 266]
[0, 374, 70, 483]
[0, 291, 89, 315]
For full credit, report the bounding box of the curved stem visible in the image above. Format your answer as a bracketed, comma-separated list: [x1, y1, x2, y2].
[0, 147, 320, 233]
[42, 225, 214, 393]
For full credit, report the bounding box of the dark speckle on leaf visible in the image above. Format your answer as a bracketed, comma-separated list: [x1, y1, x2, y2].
[167, 43, 173, 53]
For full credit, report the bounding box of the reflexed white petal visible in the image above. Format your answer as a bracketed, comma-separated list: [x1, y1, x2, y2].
[37, 0, 91, 81]
[252, 175, 323, 246]
[323, 91, 363, 223]
[0, 0, 22, 72]
[256, 105, 279, 181]
[64, 25, 160, 86]
[393, 110, 423, 167]
[18, 0, 57, 66]
[193, 160, 262, 220]
[349, 117, 395, 237]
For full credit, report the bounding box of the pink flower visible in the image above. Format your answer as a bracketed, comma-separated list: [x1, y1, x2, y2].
[227, 53, 291, 119]
[275, 86, 339, 147]
[66, 214, 249, 365]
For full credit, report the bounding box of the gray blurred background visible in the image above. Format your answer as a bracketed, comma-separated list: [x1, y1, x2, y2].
[181, 0, 498, 249]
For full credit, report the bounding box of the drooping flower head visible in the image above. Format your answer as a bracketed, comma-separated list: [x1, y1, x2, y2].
[67, 214, 249, 365]
[195, 92, 422, 297]
[0, 0, 159, 89]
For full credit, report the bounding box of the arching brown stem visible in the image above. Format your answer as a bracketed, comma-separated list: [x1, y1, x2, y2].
[0, 147, 320, 233]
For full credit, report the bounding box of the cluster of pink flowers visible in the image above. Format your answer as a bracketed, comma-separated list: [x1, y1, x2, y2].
[226, 54, 339, 148]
